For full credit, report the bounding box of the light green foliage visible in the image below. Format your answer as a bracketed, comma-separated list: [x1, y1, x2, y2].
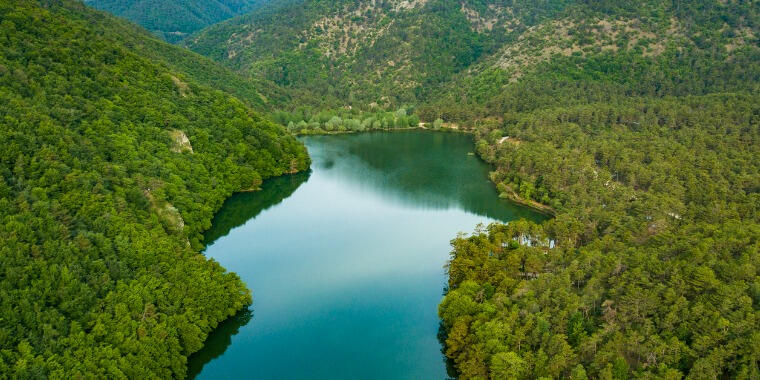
[273, 107, 420, 135]
[570, 364, 589, 380]
[491, 352, 527, 379]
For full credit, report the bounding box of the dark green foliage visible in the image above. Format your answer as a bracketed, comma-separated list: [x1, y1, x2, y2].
[0, 0, 308, 377]
[441, 217, 760, 378]
[84, 0, 270, 43]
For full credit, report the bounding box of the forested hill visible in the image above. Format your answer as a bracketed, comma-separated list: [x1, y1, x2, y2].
[185, 0, 758, 113]
[422, 0, 760, 122]
[76, 0, 290, 112]
[0, 0, 308, 377]
[84, 0, 270, 43]
[185, 0, 555, 110]
[428, 2, 758, 379]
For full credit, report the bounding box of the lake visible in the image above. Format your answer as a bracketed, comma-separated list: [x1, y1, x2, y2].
[188, 131, 545, 379]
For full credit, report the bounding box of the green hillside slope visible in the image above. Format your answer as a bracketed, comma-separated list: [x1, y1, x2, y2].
[421, 0, 760, 121]
[84, 0, 270, 43]
[186, 0, 758, 115]
[185, 0, 576, 110]
[433, 2, 759, 379]
[440, 91, 760, 378]
[76, 0, 287, 111]
[0, 0, 308, 377]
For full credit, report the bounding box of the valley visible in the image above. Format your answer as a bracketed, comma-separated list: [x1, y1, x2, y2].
[0, 0, 758, 379]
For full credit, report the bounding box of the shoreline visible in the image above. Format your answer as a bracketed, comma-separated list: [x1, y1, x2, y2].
[293, 125, 472, 136]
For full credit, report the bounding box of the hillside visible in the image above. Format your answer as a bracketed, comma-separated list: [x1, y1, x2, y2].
[84, 0, 270, 43]
[188, 0, 760, 378]
[186, 0, 758, 114]
[440, 92, 760, 378]
[76, 0, 291, 112]
[0, 0, 308, 377]
[420, 0, 760, 121]
[434, 2, 758, 379]
[185, 0, 571, 110]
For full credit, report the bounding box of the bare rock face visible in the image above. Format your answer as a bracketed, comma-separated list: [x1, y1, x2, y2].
[169, 129, 194, 153]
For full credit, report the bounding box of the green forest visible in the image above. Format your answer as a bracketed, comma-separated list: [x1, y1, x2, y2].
[441, 93, 760, 378]
[1, 0, 759, 378]
[0, 0, 307, 377]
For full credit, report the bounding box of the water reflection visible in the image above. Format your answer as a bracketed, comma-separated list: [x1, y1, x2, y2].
[437, 321, 459, 380]
[203, 171, 310, 246]
[187, 309, 253, 379]
[307, 131, 541, 222]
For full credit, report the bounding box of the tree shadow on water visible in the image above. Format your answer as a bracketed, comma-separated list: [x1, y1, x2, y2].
[187, 308, 254, 379]
[438, 284, 459, 379]
[203, 171, 310, 247]
[438, 321, 459, 380]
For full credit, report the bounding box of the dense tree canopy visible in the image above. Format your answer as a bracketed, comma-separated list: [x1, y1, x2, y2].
[441, 93, 760, 378]
[273, 107, 421, 134]
[0, 0, 308, 377]
[72, 1, 287, 112]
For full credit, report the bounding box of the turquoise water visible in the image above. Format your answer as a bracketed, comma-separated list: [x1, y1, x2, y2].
[189, 131, 545, 379]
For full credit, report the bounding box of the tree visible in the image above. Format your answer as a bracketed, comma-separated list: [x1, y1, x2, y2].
[490, 352, 526, 379]
[570, 365, 589, 380]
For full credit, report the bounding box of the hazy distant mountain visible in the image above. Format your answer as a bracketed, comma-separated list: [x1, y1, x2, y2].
[84, 0, 271, 42]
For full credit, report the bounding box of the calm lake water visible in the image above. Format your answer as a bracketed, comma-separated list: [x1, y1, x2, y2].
[188, 131, 544, 379]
